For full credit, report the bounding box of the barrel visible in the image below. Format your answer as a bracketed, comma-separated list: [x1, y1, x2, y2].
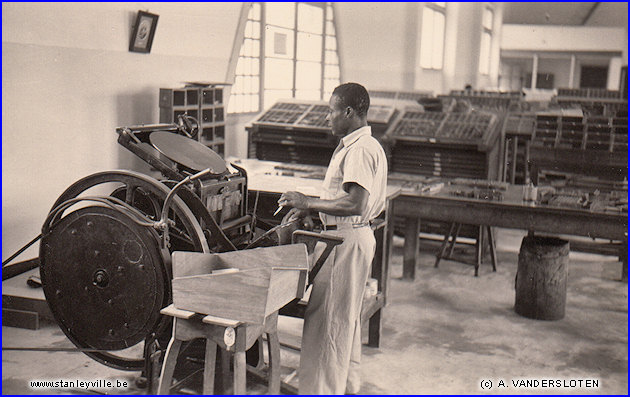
[515, 236, 569, 320]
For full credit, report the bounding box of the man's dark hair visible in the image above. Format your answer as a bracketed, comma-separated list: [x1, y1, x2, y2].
[332, 82, 370, 117]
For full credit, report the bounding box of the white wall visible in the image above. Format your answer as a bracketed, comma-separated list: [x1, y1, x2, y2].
[501, 25, 626, 52]
[607, 57, 623, 90]
[335, 2, 410, 91]
[530, 58, 573, 88]
[500, 23, 626, 92]
[584, 2, 627, 29]
[452, 2, 482, 89]
[334, 2, 502, 94]
[2, 2, 241, 261]
[481, 3, 503, 90]
[499, 62, 524, 91]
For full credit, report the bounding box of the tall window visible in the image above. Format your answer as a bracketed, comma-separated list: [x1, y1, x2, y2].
[419, 2, 446, 70]
[229, 3, 261, 113]
[479, 6, 493, 75]
[228, 2, 341, 113]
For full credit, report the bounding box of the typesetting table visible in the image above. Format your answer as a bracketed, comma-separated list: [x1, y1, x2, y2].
[392, 182, 627, 280]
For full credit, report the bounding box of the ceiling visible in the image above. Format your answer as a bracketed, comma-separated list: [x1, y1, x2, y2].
[501, 2, 627, 27]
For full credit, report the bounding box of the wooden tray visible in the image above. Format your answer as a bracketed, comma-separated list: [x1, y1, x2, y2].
[171, 244, 308, 324]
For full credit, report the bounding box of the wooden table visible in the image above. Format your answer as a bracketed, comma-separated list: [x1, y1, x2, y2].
[529, 147, 627, 185]
[393, 183, 627, 280]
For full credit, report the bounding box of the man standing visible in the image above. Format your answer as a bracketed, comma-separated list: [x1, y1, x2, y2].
[279, 83, 388, 394]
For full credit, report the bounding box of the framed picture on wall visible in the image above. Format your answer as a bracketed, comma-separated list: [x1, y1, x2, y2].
[129, 11, 159, 53]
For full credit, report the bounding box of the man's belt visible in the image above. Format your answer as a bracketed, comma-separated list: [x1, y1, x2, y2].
[324, 222, 370, 231]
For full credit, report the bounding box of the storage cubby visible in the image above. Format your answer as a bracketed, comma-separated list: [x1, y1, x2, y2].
[160, 83, 229, 155]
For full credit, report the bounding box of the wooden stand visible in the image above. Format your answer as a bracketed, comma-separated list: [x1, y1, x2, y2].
[515, 236, 569, 320]
[158, 304, 280, 394]
[434, 224, 498, 277]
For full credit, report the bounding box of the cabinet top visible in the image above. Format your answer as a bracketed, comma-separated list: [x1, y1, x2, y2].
[182, 81, 232, 88]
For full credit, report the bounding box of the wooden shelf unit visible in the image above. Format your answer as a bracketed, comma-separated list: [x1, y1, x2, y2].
[438, 90, 522, 112]
[502, 113, 536, 184]
[531, 114, 628, 153]
[384, 108, 504, 241]
[529, 113, 628, 186]
[160, 84, 228, 157]
[385, 109, 502, 179]
[246, 99, 398, 166]
[555, 88, 627, 118]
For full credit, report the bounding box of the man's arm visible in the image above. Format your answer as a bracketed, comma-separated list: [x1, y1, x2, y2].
[280, 182, 368, 217]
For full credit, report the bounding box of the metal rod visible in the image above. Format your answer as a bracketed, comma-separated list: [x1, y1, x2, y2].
[2, 234, 42, 267]
[2, 346, 124, 353]
[581, 2, 600, 25]
[158, 168, 212, 228]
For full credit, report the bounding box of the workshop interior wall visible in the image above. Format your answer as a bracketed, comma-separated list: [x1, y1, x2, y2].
[2, 2, 241, 260]
[336, 3, 503, 96]
[334, 3, 412, 92]
[501, 25, 626, 53]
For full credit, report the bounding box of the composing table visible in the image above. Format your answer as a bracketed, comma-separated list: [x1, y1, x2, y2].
[529, 147, 627, 185]
[393, 183, 627, 280]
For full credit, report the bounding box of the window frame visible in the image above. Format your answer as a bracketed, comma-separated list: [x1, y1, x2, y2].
[227, 3, 263, 114]
[228, 2, 341, 114]
[419, 2, 446, 71]
[479, 5, 494, 76]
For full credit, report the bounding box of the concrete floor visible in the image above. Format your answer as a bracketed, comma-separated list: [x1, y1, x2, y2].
[2, 228, 627, 395]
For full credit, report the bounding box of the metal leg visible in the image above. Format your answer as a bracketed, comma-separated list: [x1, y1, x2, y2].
[620, 237, 627, 282]
[511, 137, 519, 184]
[487, 226, 498, 272]
[475, 225, 484, 277]
[524, 142, 531, 183]
[403, 217, 420, 280]
[503, 137, 510, 182]
[368, 308, 381, 348]
[447, 223, 462, 259]
[435, 223, 456, 268]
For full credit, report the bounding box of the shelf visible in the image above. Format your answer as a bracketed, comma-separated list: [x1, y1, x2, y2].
[159, 85, 228, 158]
[386, 109, 499, 150]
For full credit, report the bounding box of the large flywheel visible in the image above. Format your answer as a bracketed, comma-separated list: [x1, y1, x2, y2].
[39, 170, 209, 370]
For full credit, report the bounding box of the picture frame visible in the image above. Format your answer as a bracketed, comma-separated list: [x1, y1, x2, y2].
[129, 11, 159, 53]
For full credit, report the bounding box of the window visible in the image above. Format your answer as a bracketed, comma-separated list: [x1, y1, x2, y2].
[479, 7, 493, 75]
[419, 2, 446, 70]
[228, 2, 341, 113]
[229, 3, 261, 113]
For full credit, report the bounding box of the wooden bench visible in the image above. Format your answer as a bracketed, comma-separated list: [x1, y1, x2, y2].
[157, 304, 280, 395]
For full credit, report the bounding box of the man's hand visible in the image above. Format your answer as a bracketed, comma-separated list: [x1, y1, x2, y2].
[282, 208, 310, 224]
[279, 191, 311, 210]
[280, 183, 368, 218]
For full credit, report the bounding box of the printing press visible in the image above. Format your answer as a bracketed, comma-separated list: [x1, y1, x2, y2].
[18, 115, 343, 393]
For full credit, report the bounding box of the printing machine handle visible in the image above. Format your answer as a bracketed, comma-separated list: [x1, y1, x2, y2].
[176, 114, 199, 140]
[155, 168, 214, 247]
[291, 230, 344, 285]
